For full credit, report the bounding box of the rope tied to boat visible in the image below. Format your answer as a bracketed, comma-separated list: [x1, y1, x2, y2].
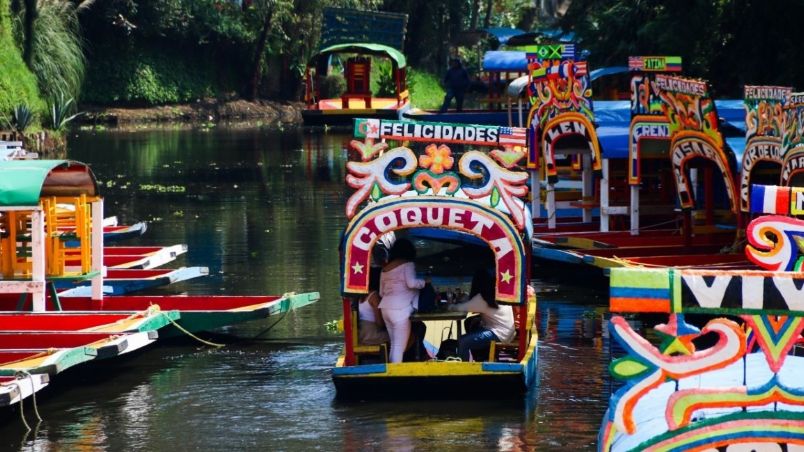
[17, 371, 42, 422]
[161, 313, 224, 348]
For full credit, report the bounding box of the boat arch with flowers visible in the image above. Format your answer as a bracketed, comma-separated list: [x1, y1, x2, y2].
[333, 118, 538, 398]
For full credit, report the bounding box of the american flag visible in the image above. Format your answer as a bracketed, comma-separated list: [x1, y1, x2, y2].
[499, 126, 528, 147]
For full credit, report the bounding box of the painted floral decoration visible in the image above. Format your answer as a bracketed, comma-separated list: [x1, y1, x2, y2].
[418, 144, 454, 174]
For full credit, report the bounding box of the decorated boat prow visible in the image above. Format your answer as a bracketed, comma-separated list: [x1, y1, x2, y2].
[332, 117, 537, 398]
[601, 265, 804, 451]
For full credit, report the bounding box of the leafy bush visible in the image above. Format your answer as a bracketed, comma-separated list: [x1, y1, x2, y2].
[15, 0, 89, 102]
[49, 92, 82, 130]
[371, 59, 397, 97]
[408, 69, 445, 110]
[0, 0, 44, 117]
[82, 48, 217, 106]
[319, 74, 346, 99]
[7, 105, 35, 132]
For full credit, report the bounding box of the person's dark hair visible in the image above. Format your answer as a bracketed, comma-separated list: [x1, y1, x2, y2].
[368, 266, 381, 292]
[388, 238, 416, 262]
[469, 268, 497, 308]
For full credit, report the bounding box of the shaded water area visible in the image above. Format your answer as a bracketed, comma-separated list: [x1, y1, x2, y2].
[1, 127, 614, 451]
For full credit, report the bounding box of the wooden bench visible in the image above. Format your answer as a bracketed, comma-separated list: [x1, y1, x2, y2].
[489, 291, 536, 362]
[351, 311, 387, 364]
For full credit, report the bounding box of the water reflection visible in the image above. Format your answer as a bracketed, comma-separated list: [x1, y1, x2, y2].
[0, 127, 615, 451]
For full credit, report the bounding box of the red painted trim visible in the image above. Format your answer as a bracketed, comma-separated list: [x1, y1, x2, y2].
[343, 298, 355, 366]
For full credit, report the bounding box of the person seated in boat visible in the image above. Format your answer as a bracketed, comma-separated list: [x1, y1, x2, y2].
[379, 238, 427, 363]
[358, 267, 390, 346]
[448, 269, 515, 361]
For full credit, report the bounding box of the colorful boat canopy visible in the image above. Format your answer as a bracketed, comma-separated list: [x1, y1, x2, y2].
[482, 51, 529, 72]
[740, 88, 791, 211]
[319, 7, 408, 51]
[340, 197, 527, 304]
[0, 160, 97, 207]
[311, 43, 406, 69]
[342, 118, 531, 303]
[782, 92, 804, 185]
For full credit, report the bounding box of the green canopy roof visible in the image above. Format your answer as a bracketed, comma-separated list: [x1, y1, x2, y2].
[0, 160, 98, 207]
[312, 43, 407, 69]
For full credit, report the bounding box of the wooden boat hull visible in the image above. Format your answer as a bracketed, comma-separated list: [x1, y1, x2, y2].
[302, 102, 408, 126]
[0, 293, 320, 335]
[0, 373, 48, 407]
[56, 266, 209, 296]
[332, 340, 537, 399]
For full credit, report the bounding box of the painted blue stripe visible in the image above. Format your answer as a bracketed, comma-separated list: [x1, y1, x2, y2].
[610, 287, 669, 299]
[532, 247, 582, 264]
[332, 364, 387, 376]
[750, 184, 768, 213]
[482, 362, 522, 373]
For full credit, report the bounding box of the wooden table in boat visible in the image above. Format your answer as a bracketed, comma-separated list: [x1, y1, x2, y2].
[411, 310, 467, 339]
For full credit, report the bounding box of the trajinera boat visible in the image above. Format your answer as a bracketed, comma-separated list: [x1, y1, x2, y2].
[599, 183, 804, 450]
[332, 117, 537, 398]
[302, 8, 410, 125]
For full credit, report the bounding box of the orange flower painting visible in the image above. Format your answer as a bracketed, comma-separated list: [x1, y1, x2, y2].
[418, 144, 454, 174]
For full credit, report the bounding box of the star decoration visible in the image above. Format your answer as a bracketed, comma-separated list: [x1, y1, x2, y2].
[500, 270, 513, 284]
[351, 262, 364, 274]
[654, 314, 700, 355]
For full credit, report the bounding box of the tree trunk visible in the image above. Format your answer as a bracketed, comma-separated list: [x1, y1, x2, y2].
[22, 0, 36, 66]
[482, 0, 494, 28]
[469, 0, 480, 29]
[246, 8, 274, 101]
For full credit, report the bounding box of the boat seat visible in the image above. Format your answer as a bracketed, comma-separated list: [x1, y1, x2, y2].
[490, 292, 536, 362]
[351, 310, 387, 364]
[342, 57, 372, 109]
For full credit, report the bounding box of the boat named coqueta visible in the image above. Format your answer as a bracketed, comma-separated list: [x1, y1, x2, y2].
[332, 118, 537, 399]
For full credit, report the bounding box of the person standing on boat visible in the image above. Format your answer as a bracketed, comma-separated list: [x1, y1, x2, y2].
[358, 267, 390, 345]
[449, 269, 514, 361]
[440, 58, 471, 113]
[379, 238, 426, 363]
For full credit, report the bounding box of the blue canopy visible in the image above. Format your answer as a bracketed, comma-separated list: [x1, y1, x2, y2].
[714, 99, 745, 133]
[482, 51, 528, 71]
[483, 27, 526, 45]
[590, 66, 629, 81]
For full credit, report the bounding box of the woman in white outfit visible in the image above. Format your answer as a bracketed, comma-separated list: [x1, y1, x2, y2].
[379, 238, 426, 363]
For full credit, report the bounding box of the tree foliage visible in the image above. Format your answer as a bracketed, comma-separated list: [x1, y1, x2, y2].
[562, 0, 804, 97]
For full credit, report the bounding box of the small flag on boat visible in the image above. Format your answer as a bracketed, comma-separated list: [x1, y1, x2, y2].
[751, 184, 804, 214]
[499, 127, 527, 147]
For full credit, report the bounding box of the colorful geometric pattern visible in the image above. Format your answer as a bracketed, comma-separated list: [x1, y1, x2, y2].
[654, 75, 738, 212]
[526, 59, 597, 171]
[627, 57, 682, 185]
[340, 197, 526, 304]
[782, 92, 804, 185]
[740, 86, 790, 211]
[602, 267, 804, 451]
[746, 214, 804, 271]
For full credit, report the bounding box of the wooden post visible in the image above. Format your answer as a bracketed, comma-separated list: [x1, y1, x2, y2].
[630, 185, 639, 235]
[31, 209, 45, 312]
[600, 159, 610, 232]
[582, 154, 593, 223]
[546, 181, 556, 229]
[531, 171, 540, 220]
[91, 199, 104, 300]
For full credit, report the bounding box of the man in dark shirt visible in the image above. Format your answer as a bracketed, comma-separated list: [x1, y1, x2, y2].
[440, 58, 471, 113]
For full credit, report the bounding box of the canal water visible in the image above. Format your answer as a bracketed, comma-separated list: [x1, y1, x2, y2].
[1, 127, 613, 451]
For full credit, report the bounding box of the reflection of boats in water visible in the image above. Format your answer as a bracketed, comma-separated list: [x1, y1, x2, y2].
[332, 118, 537, 398]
